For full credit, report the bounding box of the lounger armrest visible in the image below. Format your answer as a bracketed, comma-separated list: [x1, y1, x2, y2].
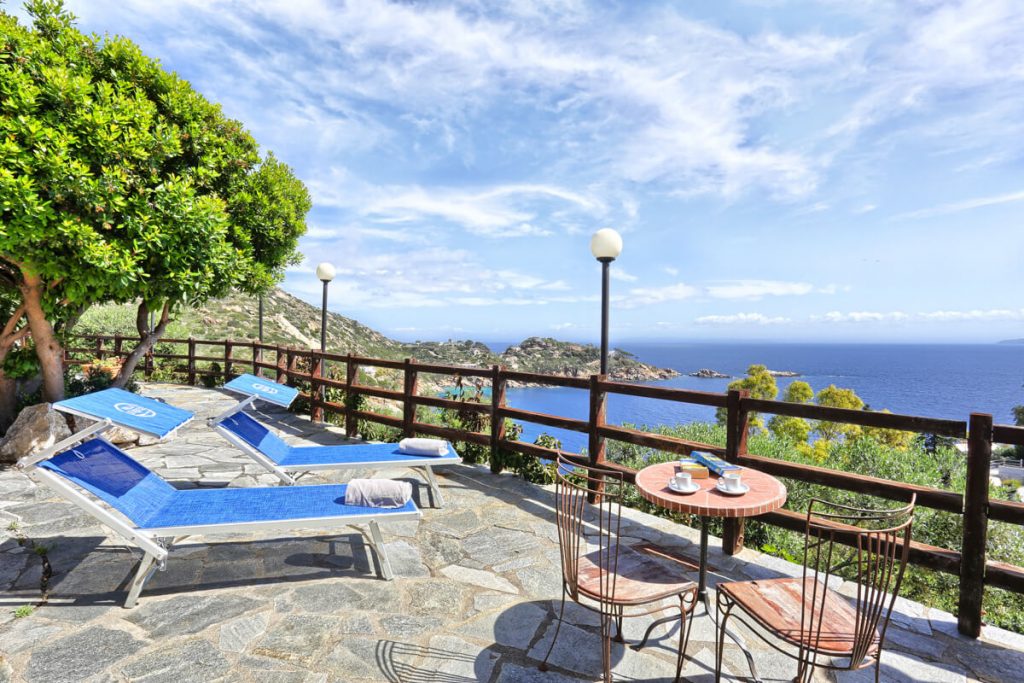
[207, 394, 258, 427]
[17, 418, 114, 469]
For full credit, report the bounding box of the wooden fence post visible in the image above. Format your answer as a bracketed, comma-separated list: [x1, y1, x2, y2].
[186, 337, 196, 385]
[344, 355, 358, 438]
[224, 340, 234, 380]
[959, 412, 992, 637]
[490, 365, 507, 474]
[588, 374, 608, 502]
[723, 389, 750, 555]
[311, 350, 323, 422]
[113, 333, 123, 359]
[95, 336, 104, 361]
[275, 345, 287, 384]
[286, 347, 296, 381]
[403, 358, 418, 438]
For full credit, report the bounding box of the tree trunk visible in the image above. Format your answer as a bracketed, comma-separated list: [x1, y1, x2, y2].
[114, 301, 171, 388]
[0, 304, 32, 430]
[21, 274, 65, 403]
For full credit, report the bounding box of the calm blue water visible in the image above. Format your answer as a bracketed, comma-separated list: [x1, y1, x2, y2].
[501, 343, 1024, 453]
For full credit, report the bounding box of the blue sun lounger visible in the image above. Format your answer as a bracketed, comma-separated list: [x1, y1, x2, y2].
[212, 374, 460, 506]
[18, 389, 420, 608]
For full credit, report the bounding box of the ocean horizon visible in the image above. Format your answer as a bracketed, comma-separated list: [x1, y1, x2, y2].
[497, 341, 1024, 453]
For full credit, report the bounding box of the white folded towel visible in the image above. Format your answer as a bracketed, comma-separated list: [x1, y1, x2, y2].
[398, 438, 449, 456]
[344, 478, 413, 508]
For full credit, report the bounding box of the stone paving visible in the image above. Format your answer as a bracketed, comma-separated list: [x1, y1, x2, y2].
[1, 384, 1023, 682]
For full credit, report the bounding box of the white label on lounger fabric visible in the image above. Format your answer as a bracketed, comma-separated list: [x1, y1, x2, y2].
[252, 382, 279, 395]
[114, 403, 157, 419]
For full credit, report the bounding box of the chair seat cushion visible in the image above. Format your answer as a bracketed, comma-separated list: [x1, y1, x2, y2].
[719, 577, 879, 656]
[577, 543, 697, 606]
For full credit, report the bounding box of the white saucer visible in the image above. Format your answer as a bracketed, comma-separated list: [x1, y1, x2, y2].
[667, 480, 700, 494]
[715, 481, 749, 496]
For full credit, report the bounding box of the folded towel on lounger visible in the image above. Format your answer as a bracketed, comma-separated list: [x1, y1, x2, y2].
[398, 438, 449, 456]
[345, 479, 413, 508]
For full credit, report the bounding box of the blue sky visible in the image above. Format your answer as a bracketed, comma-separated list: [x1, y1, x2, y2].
[26, 0, 1024, 343]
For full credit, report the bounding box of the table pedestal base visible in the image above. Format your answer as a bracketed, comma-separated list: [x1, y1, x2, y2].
[634, 517, 761, 682]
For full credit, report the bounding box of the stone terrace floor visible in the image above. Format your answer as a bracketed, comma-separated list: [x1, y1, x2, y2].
[1, 384, 1022, 683]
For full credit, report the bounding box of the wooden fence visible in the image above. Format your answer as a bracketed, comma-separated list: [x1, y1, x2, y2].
[65, 334, 1024, 638]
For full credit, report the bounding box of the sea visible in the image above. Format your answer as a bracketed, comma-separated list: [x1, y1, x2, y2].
[495, 342, 1024, 454]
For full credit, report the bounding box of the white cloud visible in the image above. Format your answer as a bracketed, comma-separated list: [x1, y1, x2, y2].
[706, 280, 816, 300]
[283, 247, 574, 309]
[620, 283, 700, 308]
[609, 268, 639, 282]
[814, 308, 1024, 323]
[893, 189, 1024, 220]
[696, 313, 792, 325]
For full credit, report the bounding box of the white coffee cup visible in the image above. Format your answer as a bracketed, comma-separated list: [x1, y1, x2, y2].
[672, 471, 692, 489]
[721, 471, 742, 491]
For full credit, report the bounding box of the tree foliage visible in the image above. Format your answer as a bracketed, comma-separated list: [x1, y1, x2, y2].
[0, 1, 309, 409]
[717, 364, 778, 428]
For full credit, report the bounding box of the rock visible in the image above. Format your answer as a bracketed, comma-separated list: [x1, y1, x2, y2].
[0, 403, 71, 464]
[767, 369, 801, 377]
[690, 368, 730, 378]
[69, 415, 138, 446]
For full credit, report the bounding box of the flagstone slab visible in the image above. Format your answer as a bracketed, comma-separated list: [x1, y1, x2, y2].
[219, 611, 271, 653]
[252, 614, 341, 666]
[441, 564, 518, 594]
[455, 601, 547, 649]
[125, 594, 264, 638]
[24, 626, 143, 683]
[119, 639, 231, 682]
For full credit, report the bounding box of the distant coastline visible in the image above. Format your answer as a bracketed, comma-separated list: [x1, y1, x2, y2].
[998, 339, 1024, 345]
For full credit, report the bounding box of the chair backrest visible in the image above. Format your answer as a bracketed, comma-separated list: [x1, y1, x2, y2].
[218, 412, 292, 464]
[39, 438, 177, 527]
[800, 495, 916, 666]
[553, 454, 627, 609]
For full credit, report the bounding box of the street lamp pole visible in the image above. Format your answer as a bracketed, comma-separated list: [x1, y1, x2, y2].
[590, 229, 623, 375]
[315, 263, 336, 419]
[316, 262, 336, 353]
[600, 257, 611, 374]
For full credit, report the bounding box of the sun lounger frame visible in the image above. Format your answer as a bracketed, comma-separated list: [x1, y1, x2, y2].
[212, 377, 456, 506]
[18, 390, 420, 608]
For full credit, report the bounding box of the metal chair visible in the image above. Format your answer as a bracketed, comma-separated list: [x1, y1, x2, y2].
[714, 495, 916, 683]
[540, 455, 698, 682]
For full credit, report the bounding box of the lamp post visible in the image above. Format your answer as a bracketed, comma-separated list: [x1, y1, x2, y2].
[258, 295, 264, 341]
[315, 262, 336, 352]
[590, 228, 623, 375]
[315, 263, 336, 419]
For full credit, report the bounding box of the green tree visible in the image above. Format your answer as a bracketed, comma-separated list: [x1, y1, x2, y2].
[813, 384, 865, 441]
[0, 1, 309, 409]
[768, 380, 813, 443]
[717, 364, 778, 430]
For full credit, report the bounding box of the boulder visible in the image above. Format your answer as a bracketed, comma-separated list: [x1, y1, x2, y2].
[0, 403, 72, 464]
[70, 415, 139, 447]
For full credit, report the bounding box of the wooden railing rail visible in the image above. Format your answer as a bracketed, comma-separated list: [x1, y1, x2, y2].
[62, 333, 1024, 636]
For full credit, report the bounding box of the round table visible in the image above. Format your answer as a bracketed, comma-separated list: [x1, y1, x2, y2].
[635, 461, 787, 597]
[634, 460, 786, 681]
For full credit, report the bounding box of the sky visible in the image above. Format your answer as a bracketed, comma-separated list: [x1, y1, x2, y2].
[17, 0, 1024, 344]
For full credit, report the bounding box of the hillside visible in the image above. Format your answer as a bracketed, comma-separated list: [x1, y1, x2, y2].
[76, 288, 677, 381]
[999, 339, 1024, 345]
